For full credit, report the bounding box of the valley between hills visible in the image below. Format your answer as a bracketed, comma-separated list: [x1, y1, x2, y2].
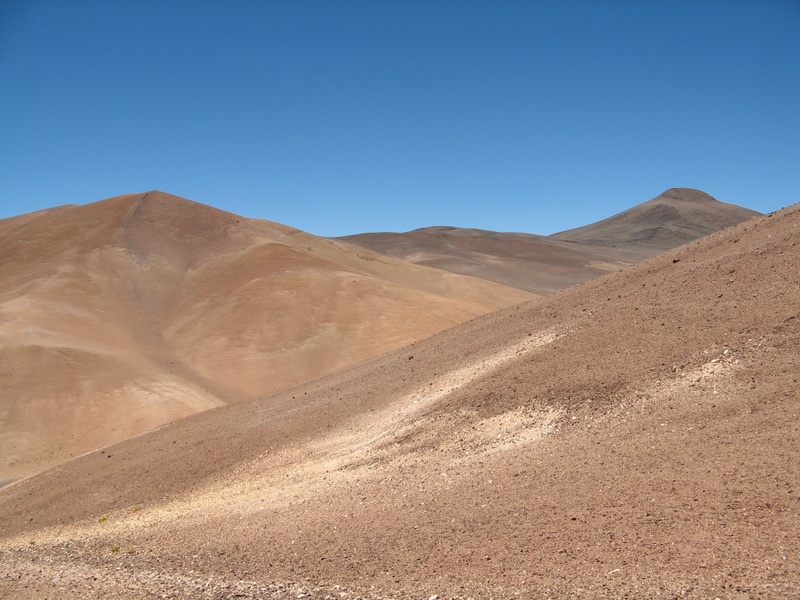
[1, 188, 797, 599]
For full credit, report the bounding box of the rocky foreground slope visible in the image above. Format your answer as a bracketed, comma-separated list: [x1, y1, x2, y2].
[1, 201, 796, 598]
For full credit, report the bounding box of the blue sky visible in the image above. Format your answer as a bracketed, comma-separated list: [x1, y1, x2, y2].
[1, 0, 797, 236]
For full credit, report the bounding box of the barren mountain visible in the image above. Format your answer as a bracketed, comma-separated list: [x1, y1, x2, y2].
[339, 227, 657, 295]
[1, 202, 796, 599]
[551, 187, 762, 248]
[338, 188, 760, 294]
[0, 191, 533, 482]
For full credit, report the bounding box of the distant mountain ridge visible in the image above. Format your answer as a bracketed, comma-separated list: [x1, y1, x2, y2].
[338, 188, 761, 294]
[339, 226, 656, 295]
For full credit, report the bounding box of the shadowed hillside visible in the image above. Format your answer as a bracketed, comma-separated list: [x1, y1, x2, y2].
[0, 191, 533, 481]
[1, 201, 796, 599]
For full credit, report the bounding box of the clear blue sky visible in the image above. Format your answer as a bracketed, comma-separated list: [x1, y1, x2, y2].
[1, 0, 797, 236]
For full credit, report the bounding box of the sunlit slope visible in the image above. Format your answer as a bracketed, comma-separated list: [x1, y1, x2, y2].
[0, 191, 534, 481]
[2, 203, 796, 599]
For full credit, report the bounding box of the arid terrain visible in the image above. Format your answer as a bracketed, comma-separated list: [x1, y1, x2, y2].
[338, 188, 761, 294]
[1, 197, 796, 599]
[0, 191, 533, 482]
[0, 188, 754, 484]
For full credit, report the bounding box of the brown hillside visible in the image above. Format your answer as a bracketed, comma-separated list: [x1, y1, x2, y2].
[551, 187, 762, 248]
[338, 188, 760, 294]
[0, 192, 534, 482]
[1, 202, 797, 599]
[338, 227, 656, 295]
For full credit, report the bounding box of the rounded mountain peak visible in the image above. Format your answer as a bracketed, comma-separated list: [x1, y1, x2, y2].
[658, 188, 719, 203]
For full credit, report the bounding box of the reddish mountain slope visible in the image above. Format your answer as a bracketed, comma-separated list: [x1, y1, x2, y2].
[0, 192, 533, 482]
[1, 202, 796, 599]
